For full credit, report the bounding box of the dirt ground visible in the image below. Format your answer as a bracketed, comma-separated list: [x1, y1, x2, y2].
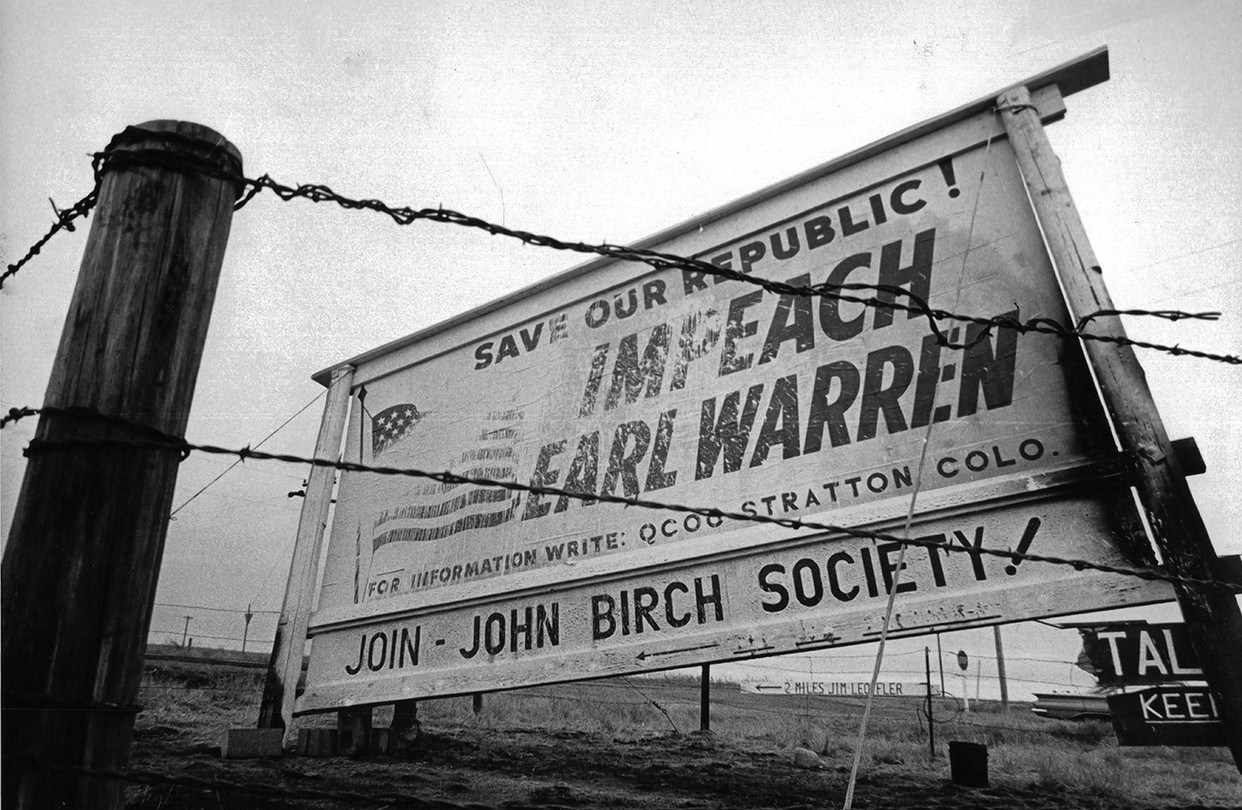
[121, 659, 1241, 810]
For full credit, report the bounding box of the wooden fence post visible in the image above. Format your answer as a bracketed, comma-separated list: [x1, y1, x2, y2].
[700, 664, 711, 732]
[999, 85, 1242, 771]
[0, 121, 242, 808]
[257, 365, 354, 742]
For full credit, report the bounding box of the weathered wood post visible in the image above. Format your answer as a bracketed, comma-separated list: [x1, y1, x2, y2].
[699, 664, 711, 732]
[391, 699, 420, 753]
[993, 626, 1008, 712]
[257, 365, 354, 743]
[924, 647, 935, 759]
[1, 121, 242, 808]
[999, 84, 1242, 770]
[337, 707, 372, 756]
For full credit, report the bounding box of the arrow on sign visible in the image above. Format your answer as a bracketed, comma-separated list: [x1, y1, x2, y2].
[796, 633, 840, 647]
[753, 684, 784, 692]
[636, 642, 720, 661]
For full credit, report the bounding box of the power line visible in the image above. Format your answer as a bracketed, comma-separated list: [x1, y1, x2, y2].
[169, 390, 325, 518]
[152, 601, 279, 615]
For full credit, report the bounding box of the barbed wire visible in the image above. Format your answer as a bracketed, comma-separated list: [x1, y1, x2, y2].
[3, 127, 1238, 366]
[225, 175, 1241, 364]
[0, 189, 99, 286]
[4, 404, 1233, 594]
[234, 172, 1239, 363]
[1, 125, 244, 287]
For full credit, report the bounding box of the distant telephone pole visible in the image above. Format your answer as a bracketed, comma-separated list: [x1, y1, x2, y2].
[181, 616, 193, 648]
[994, 626, 1009, 711]
[243, 604, 254, 652]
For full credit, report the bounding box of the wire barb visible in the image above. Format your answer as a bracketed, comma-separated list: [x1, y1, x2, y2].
[3, 124, 246, 289]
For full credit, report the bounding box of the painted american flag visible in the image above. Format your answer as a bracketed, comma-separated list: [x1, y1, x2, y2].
[371, 403, 424, 456]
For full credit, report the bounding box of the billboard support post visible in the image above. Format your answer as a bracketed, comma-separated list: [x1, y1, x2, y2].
[994, 626, 1008, 711]
[0, 121, 241, 808]
[257, 364, 354, 742]
[924, 647, 935, 759]
[700, 664, 711, 732]
[998, 85, 1242, 770]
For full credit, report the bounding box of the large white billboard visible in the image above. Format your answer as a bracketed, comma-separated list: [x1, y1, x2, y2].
[299, 65, 1173, 713]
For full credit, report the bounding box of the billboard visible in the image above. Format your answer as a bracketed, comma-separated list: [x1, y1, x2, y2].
[299, 57, 1173, 713]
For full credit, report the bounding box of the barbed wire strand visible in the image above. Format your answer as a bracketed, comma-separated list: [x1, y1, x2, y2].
[3, 404, 1233, 593]
[2, 127, 1238, 366]
[221, 174, 1242, 365]
[0, 189, 98, 287]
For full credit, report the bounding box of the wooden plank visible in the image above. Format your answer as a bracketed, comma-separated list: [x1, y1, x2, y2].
[298, 487, 1170, 713]
[257, 365, 355, 743]
[310, 458, 1132, 630]
[0, 121, 241, 809]
[998, 84, 1242, 771]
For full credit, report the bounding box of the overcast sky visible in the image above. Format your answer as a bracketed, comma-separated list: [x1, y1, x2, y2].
[3, 0, 1238, 699]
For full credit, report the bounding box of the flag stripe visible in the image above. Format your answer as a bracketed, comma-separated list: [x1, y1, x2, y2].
[380, 486, 512, 522]
[373, 503, 520, 549]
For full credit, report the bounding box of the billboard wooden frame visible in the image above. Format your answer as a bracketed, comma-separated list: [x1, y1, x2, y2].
[259, 49, 1240, 760]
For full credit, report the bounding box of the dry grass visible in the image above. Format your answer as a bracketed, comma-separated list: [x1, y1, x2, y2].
[133, 660, 1241, 807]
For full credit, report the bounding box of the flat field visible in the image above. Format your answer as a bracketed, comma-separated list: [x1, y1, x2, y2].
[123, 654, 1240, 809]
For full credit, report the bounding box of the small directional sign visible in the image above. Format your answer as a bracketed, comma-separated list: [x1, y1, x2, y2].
[743, 680, 921, 697]
[1106, 686, 1225, 747]
[1078, 623, 1201, 686]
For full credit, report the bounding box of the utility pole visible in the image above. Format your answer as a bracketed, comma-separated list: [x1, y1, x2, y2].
[925, 647, 935, 759]
[242, 604, 254, 653]
[1, 121, 241, 808]
[180, 616, 193, 648]
[994, 626, 1009, 711]
[935, 632, 945, 697]
[1000, 85, 1242, 772]
[958, 650, 969, 713]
